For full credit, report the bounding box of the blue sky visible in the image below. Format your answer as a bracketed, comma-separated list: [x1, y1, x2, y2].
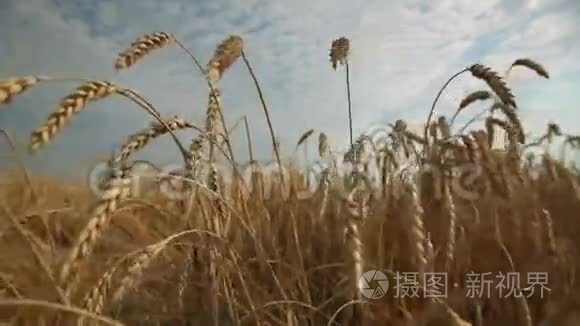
[1, 0, 580, 178]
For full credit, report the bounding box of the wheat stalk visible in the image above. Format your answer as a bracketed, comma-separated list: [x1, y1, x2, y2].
[0, 299, 124, 326]
[515, 290, 533, 326]
[0, 204, 68, 305]
[171, 37, 238, 166]
[240, 49, 285, 187]
[115, 32, 175, 70]
[424, 66, 472, 153]
[242, 115, 255, 163]
[329, 37, 353, 147]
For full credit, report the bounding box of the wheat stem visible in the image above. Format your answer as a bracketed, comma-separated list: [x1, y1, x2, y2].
[240, 50, 284, 187]
[174, 38, 237, 164]
[0, 299, 123, 326]
[424, 67, 470, 155]
[243, 116, 255, 163]
[346, 61, 353, 147]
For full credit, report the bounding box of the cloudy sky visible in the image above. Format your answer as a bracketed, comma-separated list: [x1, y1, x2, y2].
[1, 0, 579, 178]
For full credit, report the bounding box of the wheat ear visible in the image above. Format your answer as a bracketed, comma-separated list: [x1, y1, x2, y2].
[206, 35, 244, 83]
[296, 129, 315, 149]
[170, 38, 238, 166]
[494, 103, 525, 143]
[344, 186, 366, 322]
[510, 58, 549, 79]
[59, 176, 132, 297]
[115, 116, 195, 163]
[329, 37, 350, 70]
[29, 81, 117, 151]
[115, 32, 175, 70]
[318, 169, 331, 220]
[205, 87, 226, 160]
[28, 81, 198, 171]
[82, 259, 123, 314]
[0, 76, 47, 104]
[438, 116, 451, 140]
[460, 90, 492, 110]
[450, 90, 492, 126]
[345, 219, 363, 307]
[469, 64, 517, 108]
[176, 247, 196, 313]
[541, 208, 557, 256]
[318, 132, 330, 158]
[407, 181, 427, 274]
[115, 32, 237, 169]
[111, 230, 222, 306]
[444, 182, 457, 271]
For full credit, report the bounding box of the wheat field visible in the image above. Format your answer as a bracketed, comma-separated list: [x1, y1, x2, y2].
[1, 33, 580, 326]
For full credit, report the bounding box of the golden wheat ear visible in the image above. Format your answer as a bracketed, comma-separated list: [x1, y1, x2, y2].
[469, 64, 517, 108]
[29, 81, 117, 151]
[206, 35, 244, 83]
[0, 76, 47, 105]
[116, 117, 195, 163]
[511, 58, 549, 79]
[329, 37, 350, 70]
[115, 32, 176, 70]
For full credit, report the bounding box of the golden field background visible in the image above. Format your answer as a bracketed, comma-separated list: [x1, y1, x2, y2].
[0, 33, 580, 325]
